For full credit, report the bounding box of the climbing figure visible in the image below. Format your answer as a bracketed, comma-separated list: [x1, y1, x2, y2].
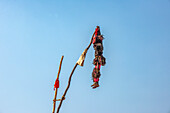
[53, 26, 107, 113]
[91, 26, 106, 89]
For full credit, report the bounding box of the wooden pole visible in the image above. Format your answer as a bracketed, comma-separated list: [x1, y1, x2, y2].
[56, 31, 95, 113]
[56, 63, 78, 113]
[52, 56, 64, 113]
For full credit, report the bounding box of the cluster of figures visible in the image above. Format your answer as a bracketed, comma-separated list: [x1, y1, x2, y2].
[91, 26, 106, 89]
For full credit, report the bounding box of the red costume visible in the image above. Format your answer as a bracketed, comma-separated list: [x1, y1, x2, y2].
[91, 26, 106, 89]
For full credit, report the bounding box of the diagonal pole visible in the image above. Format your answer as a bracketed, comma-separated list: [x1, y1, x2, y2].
[56, 31, 95, 113]
[56, 63, 78, 113]
[52, 56, 64, 113]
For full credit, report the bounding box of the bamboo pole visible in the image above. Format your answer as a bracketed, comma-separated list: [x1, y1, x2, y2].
[56, 63, 78, 113]
[56, 31, 95, 113]
[52, 56, 64, 113]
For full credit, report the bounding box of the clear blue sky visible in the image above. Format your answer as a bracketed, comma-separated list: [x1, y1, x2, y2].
[0, 0, 170, 113]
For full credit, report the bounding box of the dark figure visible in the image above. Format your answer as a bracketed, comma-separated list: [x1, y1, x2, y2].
[91, 26, 106, 89]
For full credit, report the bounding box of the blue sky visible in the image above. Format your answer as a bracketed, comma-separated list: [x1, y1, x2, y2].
[0, 0, 170, 113]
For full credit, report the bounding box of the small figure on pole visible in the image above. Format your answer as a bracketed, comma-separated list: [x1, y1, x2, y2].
[91, 26, 106, 89]
[53, 26, 106, 113]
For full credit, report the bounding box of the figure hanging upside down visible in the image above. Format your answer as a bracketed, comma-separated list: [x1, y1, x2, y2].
[91, 26, 106, 89]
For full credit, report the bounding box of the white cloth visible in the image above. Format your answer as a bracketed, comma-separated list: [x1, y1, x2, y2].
[77, 49, 88, 66]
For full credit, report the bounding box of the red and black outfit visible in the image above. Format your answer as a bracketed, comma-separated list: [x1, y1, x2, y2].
[91, 26, 106, 89]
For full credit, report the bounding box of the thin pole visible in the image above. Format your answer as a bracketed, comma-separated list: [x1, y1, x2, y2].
[87, 32, 95, 50]
[56, 31, 95, 113]
[56, 63, 78, 113]
[52, 56, 64, 113]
